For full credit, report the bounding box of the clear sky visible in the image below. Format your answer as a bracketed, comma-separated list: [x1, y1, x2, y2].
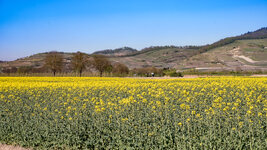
[0, 0, 267, 61]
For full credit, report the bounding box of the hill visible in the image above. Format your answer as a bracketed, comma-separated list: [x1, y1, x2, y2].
[110, 47, 199, 68]
[199, 27, 267, 53]
[180, 38, 267, 71]
[108, 38, 267, 71]
[0, 52, 74, 72]
[108, 27, 267, 70]
[93, 47, 137, 56]
[1, 27, 267, 72]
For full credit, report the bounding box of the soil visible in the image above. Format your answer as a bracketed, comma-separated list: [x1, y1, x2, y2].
[0, 144, 30, 150]
[231, 47, 258, 63]
[127, 74, 267, 79]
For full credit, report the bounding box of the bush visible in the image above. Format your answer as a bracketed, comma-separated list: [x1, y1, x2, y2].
[164, 69, 183, 77]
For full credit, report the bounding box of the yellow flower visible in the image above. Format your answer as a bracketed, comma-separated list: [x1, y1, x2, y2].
[121, 118, 128, 122]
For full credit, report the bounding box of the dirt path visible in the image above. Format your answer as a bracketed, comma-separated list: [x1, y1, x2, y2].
[128, 76, 202, 79]
[236, 55, 258, 63]
[0, 144, 30, 150]
[251, 74, 267, 77]
[127, 74, 267, 79]
[231, 47, 258, 63]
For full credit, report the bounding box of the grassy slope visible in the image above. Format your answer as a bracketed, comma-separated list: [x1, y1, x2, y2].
[110, 48, 198, 69]
[0, 53, 74, 68]
[110, 39, 267, 70]
[1, 39, 267, 71]
[180, 39, 267, 70]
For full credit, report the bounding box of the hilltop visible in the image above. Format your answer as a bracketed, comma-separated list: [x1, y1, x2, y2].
[1, 27, 267, 72]
[93, 47, 137, 56]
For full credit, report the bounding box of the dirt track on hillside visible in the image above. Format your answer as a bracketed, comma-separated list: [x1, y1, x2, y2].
[0, 144, 30, 150]
[231, 47, 257, 63]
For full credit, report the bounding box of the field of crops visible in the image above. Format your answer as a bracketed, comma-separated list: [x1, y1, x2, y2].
[0, 77, 266, 149]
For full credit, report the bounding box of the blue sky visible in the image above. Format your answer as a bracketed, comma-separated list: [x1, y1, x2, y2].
[0, 0, 267, 61]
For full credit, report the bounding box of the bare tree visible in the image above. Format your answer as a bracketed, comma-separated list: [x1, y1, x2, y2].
[71, 51, 89, 77]
[112, 62, 129, 76]
[44, 51, 63, 76]
[92, 55, 112, 77]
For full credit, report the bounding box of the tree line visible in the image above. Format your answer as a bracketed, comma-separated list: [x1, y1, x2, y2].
[44, 51, 129, 77]
[1, 51, 183, 77]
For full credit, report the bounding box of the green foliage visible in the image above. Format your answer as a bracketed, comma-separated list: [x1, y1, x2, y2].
[182, 69, 267, 76]
[93, 47, 137, 55]
[131, 67, 164, 77]
[164, 69, 183, 77]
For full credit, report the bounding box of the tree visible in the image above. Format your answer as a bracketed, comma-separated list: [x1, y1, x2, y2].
[92, 55, 112, 77]
[71, 51, 89, 77]
[112, 62, 129, 76]
[131, 67, 163, 77]
[44, 51, 63, 76]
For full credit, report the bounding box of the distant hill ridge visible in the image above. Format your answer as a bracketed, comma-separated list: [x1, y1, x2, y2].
[93, 47, 137, 56]
[0, 27, 267, 72]
[101, 27, 267, 57]
[199, 27, 267, 53]
[120, 45, 201, 57]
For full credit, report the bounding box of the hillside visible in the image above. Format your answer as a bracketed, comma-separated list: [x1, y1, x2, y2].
[0, 52, 74, 71]
[110, 47, 199, 68]
[199, 27, 267, 53]
[180, 39, 267, 71]
[93, 47, 137, 56]
[108, 39, 267, 71]
[1, 27, 267, 72]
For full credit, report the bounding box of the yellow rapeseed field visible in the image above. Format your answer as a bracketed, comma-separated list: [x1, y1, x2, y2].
[0, 77, 266, 149]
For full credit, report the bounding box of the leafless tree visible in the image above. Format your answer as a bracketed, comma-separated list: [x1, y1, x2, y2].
[92, 55, 112, 77]
[44, 51, 63, 76]
[112, 62, 129, 75]
[71, 51, 89, 77]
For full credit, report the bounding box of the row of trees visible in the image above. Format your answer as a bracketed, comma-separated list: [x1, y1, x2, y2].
[45, 51, 129, 77]
[2, 51, 181, 77]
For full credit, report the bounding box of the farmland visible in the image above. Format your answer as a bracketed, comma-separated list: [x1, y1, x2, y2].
[0, 77, 266, 149]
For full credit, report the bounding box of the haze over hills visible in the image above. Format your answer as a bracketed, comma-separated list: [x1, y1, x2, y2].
[0, 27, 267, 72]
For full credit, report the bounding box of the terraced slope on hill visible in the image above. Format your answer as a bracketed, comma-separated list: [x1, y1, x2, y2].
[1, 39, 266, 72]
[110, 47, 199, 69]
[1, 28, 267, 72]
[179, 39, 267, 71]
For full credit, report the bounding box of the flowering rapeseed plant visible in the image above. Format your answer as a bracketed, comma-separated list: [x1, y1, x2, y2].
[0, 77, 266, 149]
